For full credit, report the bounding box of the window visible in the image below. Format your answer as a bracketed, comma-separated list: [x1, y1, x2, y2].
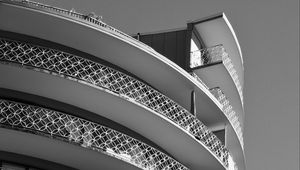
[190, 39, 202, 68]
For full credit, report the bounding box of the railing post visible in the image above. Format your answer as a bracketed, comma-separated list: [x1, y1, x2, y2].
[137, 33, 140, 41]
[191, 90, 196, 116]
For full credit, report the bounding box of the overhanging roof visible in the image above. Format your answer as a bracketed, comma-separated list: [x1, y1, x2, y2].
[189, 13, 244, 92]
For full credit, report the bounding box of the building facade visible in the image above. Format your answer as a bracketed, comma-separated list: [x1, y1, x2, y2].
[0, 0, 245, 169]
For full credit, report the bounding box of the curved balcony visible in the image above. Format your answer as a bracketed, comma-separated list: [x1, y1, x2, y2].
[0, 99, 187, 170]
[0, 38, 230, 169]
[190, 13, 244, 92]
[190, 45, 243, 107]
[0, 0, 151, 50]
[210, 87, 245, 170]
[191, 72, 243, 143]
[0, 0, 225, 121]
[191, 73, 245, 170]
[190, 45, 244, 134]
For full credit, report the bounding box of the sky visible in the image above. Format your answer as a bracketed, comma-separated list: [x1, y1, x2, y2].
[35, 0, 299, 169]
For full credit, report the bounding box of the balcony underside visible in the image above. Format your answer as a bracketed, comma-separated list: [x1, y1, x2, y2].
[193, 63, 244, 128]
[0, 128, 140, 170]
[0, 2, 225, 124]
[0, 64, 226, 170]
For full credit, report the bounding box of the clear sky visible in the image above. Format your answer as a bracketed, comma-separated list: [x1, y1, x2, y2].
[35, 0, 299, 169]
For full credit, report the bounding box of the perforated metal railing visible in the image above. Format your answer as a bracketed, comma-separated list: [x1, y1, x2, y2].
[0, 38, 229, 167]
[190, 45, 244, 107]
[191, 73, 244, 148]
[209, 87, 244, 148]
[190, 45, 224, 68]
[0, 99, 188, 170]
[222, 49, 244, 107]
[0, 0, 154, 52]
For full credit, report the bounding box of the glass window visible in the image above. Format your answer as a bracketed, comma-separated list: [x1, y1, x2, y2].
[190, 39, 202, 68]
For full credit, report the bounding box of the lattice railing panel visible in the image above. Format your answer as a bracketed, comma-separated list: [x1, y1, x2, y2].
[0, 99, 188, 170]
[190, 45, 224, 68]
[222, 52, 244, 107]
[0, 38, 229, 167]
[210, 87, 244, 148]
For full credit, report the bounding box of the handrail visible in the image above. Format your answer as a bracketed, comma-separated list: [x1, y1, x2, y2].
[0, 99, 189, 170]
[0, 38, 230, 167]
[0, 0, 154, 52]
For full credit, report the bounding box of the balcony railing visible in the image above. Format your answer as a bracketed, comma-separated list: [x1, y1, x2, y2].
[0, 99, 188, 170]
[190, 45, 244, 107]
[209, 87, 244, 148]
[190, 45, 225, 68]
[0, 0, 154, 52]
[0, 38, 230, 167]
[191, 73, 244, 148]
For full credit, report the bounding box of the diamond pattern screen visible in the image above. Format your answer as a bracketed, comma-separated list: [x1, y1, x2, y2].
[0, 99, 188, 170]
[0, 38, 229, 167]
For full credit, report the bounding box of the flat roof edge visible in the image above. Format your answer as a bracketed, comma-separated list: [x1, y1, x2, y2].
[132, 12, 225, 36]
[131, 26, 187, 37]
[187, 12, 224, 25]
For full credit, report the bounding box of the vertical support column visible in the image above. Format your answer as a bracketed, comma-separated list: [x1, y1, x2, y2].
[225, 123, 230, 147]
[191, 90, 196, 116]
